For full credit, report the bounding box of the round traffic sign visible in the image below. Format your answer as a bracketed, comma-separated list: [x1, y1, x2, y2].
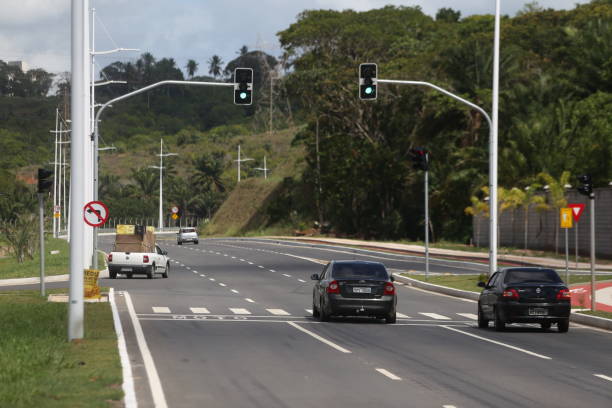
[171, 206, 179, 214]
[83, 201, 109, 227]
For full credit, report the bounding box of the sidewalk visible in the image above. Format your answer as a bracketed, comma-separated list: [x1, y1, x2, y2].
[277, 236, 612, 271]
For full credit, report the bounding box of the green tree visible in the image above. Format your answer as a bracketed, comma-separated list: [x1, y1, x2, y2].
[207, 55, 224, 78]
[185, 59, 199, 79]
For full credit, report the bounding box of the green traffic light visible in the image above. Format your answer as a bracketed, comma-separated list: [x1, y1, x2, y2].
[240, 92, 248, 99]
[365, 87, 373, 95]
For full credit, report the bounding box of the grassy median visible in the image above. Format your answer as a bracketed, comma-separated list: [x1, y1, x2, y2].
[0, 290, 122, 407]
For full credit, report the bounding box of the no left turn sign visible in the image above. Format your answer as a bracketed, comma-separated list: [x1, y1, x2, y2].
[83, 201, 109, 227]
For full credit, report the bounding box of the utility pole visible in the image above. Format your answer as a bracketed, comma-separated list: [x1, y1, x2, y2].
[255, 156, 270, 179]
[235, 145, 253, 182]
[149, 139, 178, 231]
[68, 0, 90, 341]
[590, 198, 596, 311]
[490, 0, 501, 276]
[424, 158, 430, 278]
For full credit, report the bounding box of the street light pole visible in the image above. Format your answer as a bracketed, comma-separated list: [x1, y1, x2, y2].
[150, 139, 178, 231]
[234, 145, 253, 182]
[491, 0, 501, 276]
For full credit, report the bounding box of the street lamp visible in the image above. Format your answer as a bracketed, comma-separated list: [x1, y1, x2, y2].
[150, 139, 178, 230]
[234, 145, 253, 182]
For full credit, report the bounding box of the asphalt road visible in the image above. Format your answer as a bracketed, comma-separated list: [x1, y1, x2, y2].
[13, 236, 612, 407]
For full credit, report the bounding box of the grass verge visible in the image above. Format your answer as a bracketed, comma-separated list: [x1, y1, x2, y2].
[0, 289, 122, 407]
[0, 238, 106, 280]
[577, 310, 612, 319]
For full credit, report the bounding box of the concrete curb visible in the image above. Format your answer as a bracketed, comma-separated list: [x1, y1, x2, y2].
[392, 273, 612, 331]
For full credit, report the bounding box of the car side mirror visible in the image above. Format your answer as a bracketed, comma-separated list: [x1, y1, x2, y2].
[310, 274, 319, 281]
[390, 275, 395, 282]
[477, 281, 486, 288]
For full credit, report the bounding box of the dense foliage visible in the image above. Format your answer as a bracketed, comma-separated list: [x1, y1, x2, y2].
[278, 0, 611, 241]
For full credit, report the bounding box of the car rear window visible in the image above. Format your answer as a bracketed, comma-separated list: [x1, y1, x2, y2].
[332, 263, 388, 280]
[182, 228, 196, 233]
[504, 269, 562, 284]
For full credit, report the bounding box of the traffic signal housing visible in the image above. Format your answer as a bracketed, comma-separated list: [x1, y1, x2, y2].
[577, 174, 594, 198]
[410, 148, 429, 171]
[234, 68, 253, 105]
[359, 63, 377, 100]
[37, 168, 53, 193]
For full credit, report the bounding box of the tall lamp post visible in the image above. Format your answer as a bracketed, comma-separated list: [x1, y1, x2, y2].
[150, 139, 178, 230]
[490, 0, 501, 276]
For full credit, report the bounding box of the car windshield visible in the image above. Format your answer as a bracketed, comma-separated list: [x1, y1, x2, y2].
[182, 228, 196, 233]
[504, 269, 562, 284]
[332, 263, 388, 280]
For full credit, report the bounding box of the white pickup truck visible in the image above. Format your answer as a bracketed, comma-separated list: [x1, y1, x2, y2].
[107, 225, 170, 279]
[108, 245, 170, 279]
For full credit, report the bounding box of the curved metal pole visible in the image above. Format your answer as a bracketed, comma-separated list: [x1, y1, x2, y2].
[378, 79, 497, 275]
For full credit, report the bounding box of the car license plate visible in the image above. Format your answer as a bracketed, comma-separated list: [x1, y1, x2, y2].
[529, 307, 548, 316]
[353, 287, 371, 294]
[121, 268, 132, 272]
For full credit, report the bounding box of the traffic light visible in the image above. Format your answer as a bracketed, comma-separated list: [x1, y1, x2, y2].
[37, 168, 53, 193]
[359, 63, 377, 100]
[577, 174, 594, 198]
[410, 148, 429, 171]
[234, 68, 253, 105]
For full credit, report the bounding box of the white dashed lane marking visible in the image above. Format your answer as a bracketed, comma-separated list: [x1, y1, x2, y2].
[190, 307, 210, 314]
[152, 307, 171, 314]
[219, 283, 227, 287]
[376, 368, 401, 381]
[209, 278, 215, 281]
[258, 265, 265, 269]
[231, 289, 239, 294]
[230, 308, 251, 315]
[397, 313, 410, 318]
[266, 309, 291, 316]
[305, 309, 313, 314]
[298, 279, 306, 283]
[419, 313, 451, 320]
[457, 313, 478, 320]
[245, 298, 255, 303]
[282, 274, 292, 278]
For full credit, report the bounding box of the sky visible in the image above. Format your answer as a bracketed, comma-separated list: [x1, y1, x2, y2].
[1, 0, 591, 78]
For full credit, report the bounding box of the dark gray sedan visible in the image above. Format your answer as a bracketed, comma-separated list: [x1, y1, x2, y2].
[311, 260, 397, 323]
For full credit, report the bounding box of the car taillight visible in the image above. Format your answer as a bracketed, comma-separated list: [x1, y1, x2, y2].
[384, 282, 395, 295]
[502, 288, 520, 300]
[143, 255, 149, 263]
[108, 253, 112, 262]
[556, 288, 571, 300]
[326, 280, 340, 294]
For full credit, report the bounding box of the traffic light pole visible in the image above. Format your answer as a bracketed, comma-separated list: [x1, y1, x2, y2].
[92, 80, 234, 269]
[424, 167, 429, 279]
[377, 79, 496, 275]
[590, 198, 596, 311]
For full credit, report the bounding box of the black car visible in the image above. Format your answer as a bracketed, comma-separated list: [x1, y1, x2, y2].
[477, 267, 571, 332]
[311, 260, 397, 323]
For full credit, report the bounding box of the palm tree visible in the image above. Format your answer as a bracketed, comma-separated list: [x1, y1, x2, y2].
[538, 171, 571, 254]
[192, 153, 226, 193]
[464, 187, 489, 247]
[520, 183, 548, 253]
[129, 167, 158, 201]
[238, 45, 249, 56]
[185, 59, 198, 79]
[207, 55, 224, 78]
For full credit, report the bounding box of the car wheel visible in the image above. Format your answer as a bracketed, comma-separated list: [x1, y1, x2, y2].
[558, 319, 570, 333]
[126, 273, 133, 279]
[194, 241, 199, 245]
[312, 299, 320, 318]
[177, 241, 182, 245]
[385, 312, 397, 324]
[541, 322, 551, 331]
[319, 299, 329, 322]
[147, 266, 154, 279]
[162, 263, 169, 279]
[494, 307, 505, 332]
[477, 305, 489, 328]
[109, 270, 117, 279]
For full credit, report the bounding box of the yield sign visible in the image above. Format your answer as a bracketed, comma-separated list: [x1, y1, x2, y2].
[83, 201, 109, 227]
[568, 203, 586, 222]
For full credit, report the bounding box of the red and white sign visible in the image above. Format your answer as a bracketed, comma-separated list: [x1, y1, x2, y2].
[83, 201, 109, 227]
[171, 206, 179, 214]
[568, 203, 586, 222]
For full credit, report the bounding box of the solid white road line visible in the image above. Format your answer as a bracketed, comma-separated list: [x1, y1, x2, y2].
[420, 313, 451, 320]
[219, 283, 227, 287]
[190, 307, 210, 314]
[109, 289, 137, 408]
[231, 289, 239, 294]
[245, 298, 255, 303]
[593, 374, 612, 382]
[152, 307, 171, 314]
[266, 309, 291, 316]
[288, 322, 351, 354]
[230, 308, 251, 315]
[457, 313, 478, 320]
[396, 313, 410, 318]
[124, 291, 168, 408]
[442, 326, 552, 360]
[375, 368, 402, 381]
